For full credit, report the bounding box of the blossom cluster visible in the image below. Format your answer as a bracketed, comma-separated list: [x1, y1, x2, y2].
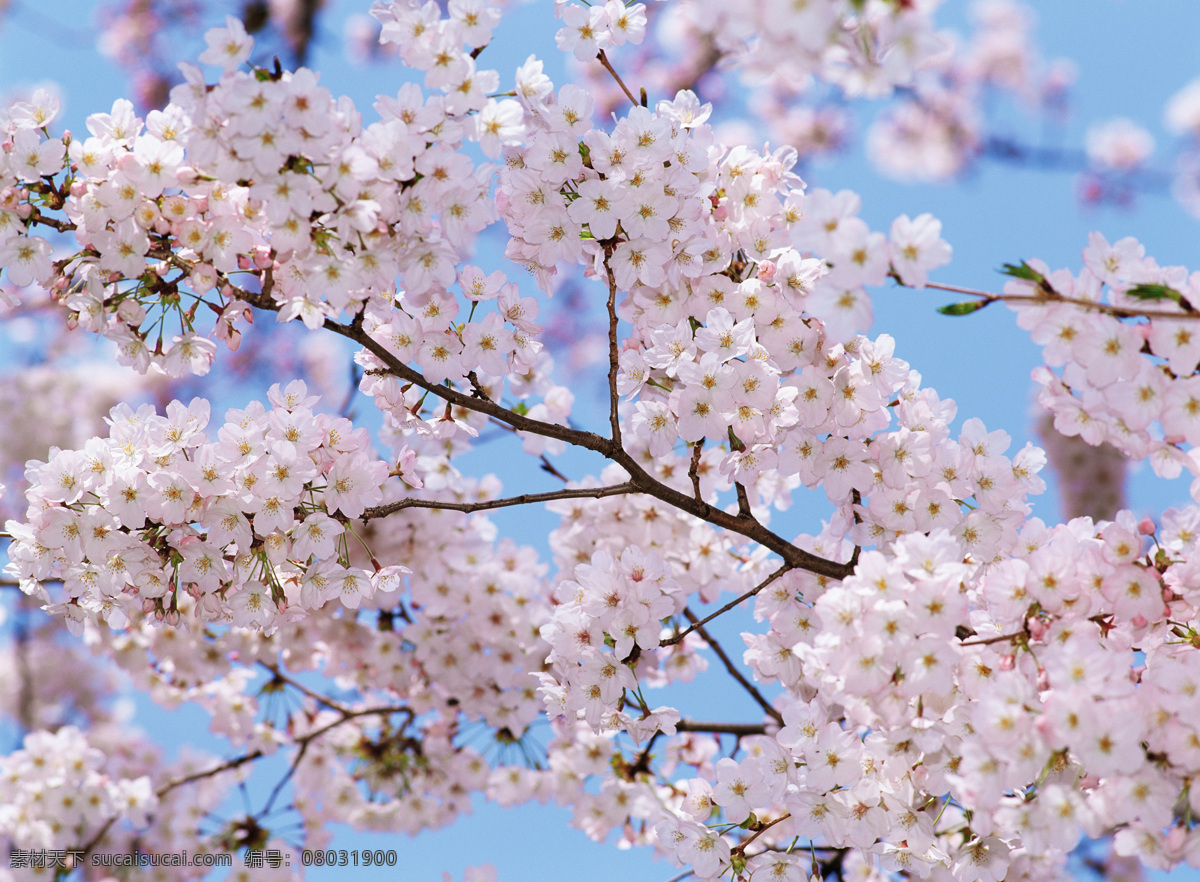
[5, 380, 396, 632]
[553, 0, 1068, 187]
[1010, 234, 1200, 492]
[538, 546, 684, 737]
[0, 718, 292, 879]
[0, 726, 155, 851]
[1, 2, 521, 379]
[535, 515, 1200, 880]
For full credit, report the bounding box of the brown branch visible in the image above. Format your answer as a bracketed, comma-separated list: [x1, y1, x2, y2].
[603, 246, 623, 448]
[28, 208, 77, 233]
[661, 564, 793, 647]
[223, 276, 857, 582]
[735, 812, 792, 855]
[318, 311, 856, 579]
[78, 701, 412, 860]
[683, 609, 783, 726]
[539, 454, 571, 483]
[735, 482, 752, 518]
[688, 441, 704, 503]
[675, 720, 769, 736]
[361, 481, 636, 521]
[960, 629, 1025, 647]
[466, 370, 492, 401]
[258, 661, 352, 714]
[597, 49, 639, 108]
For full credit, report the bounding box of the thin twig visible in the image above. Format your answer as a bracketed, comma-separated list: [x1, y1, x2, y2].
[361, 482, 636, 521]
[466, 370, 492, 401]
[683, 609, 783, 726]
[259, 738, 310, 817]
[258, 661, 351, 715]
[79, 702, 412, 859]
[675, 720, 769, 736]
[661, 563, 793, 647]
[688, 441, 704, 503]
[539, 454, 570, 483]
[960, 629, 1025, 647]
[735, 482, 752, 518]
[597, 49, 639, 108]
[603, 247, 623, 448]
[922, 280, 1200, 321]
[735, 813, 792, 855]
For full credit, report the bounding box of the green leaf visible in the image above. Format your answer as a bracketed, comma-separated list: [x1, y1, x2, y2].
[937, 300, 990, 316]
[1000, 261, 1046, 284]
[1126, 283, 1184, 304]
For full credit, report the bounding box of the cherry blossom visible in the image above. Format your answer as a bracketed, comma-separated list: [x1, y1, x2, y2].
[4, 2, 1200, 881]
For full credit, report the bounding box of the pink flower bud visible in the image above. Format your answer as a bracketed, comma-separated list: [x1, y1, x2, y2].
[1167, 825, 1186, 853]
[1138, 518, 1156, 535]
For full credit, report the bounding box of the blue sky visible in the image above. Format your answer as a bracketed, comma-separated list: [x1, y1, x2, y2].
[4, 1, 1200, 879]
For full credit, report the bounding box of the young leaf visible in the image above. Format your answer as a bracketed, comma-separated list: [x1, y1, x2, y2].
[937, 300, 990, 316]
[1126, 283, 1183, 304]
[1000, 261, 1046, 284]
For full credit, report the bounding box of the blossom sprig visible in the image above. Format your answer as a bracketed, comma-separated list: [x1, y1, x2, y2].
[5, 380, 399, 632]
[938, 236, 1200, 501]
[2, 5, 523, 380]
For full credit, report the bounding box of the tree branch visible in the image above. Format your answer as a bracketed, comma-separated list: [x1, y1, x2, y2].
[683, 609, 783, 726]
[735, 812, 791, 855]
[675, 720, 769, 736]
[735, 482, 752, 518]
[597, 49, 639, 108]
[361, 482, 637, 521]
[919, 280, 1200, 321]
[959, 629, 1026, 647]
[661, 564, 793, 647]
[603, 246, 624, 449]
[688, 441, 704, 503]
[223, 277, 857, 582]
[78, 700, 412, 860]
